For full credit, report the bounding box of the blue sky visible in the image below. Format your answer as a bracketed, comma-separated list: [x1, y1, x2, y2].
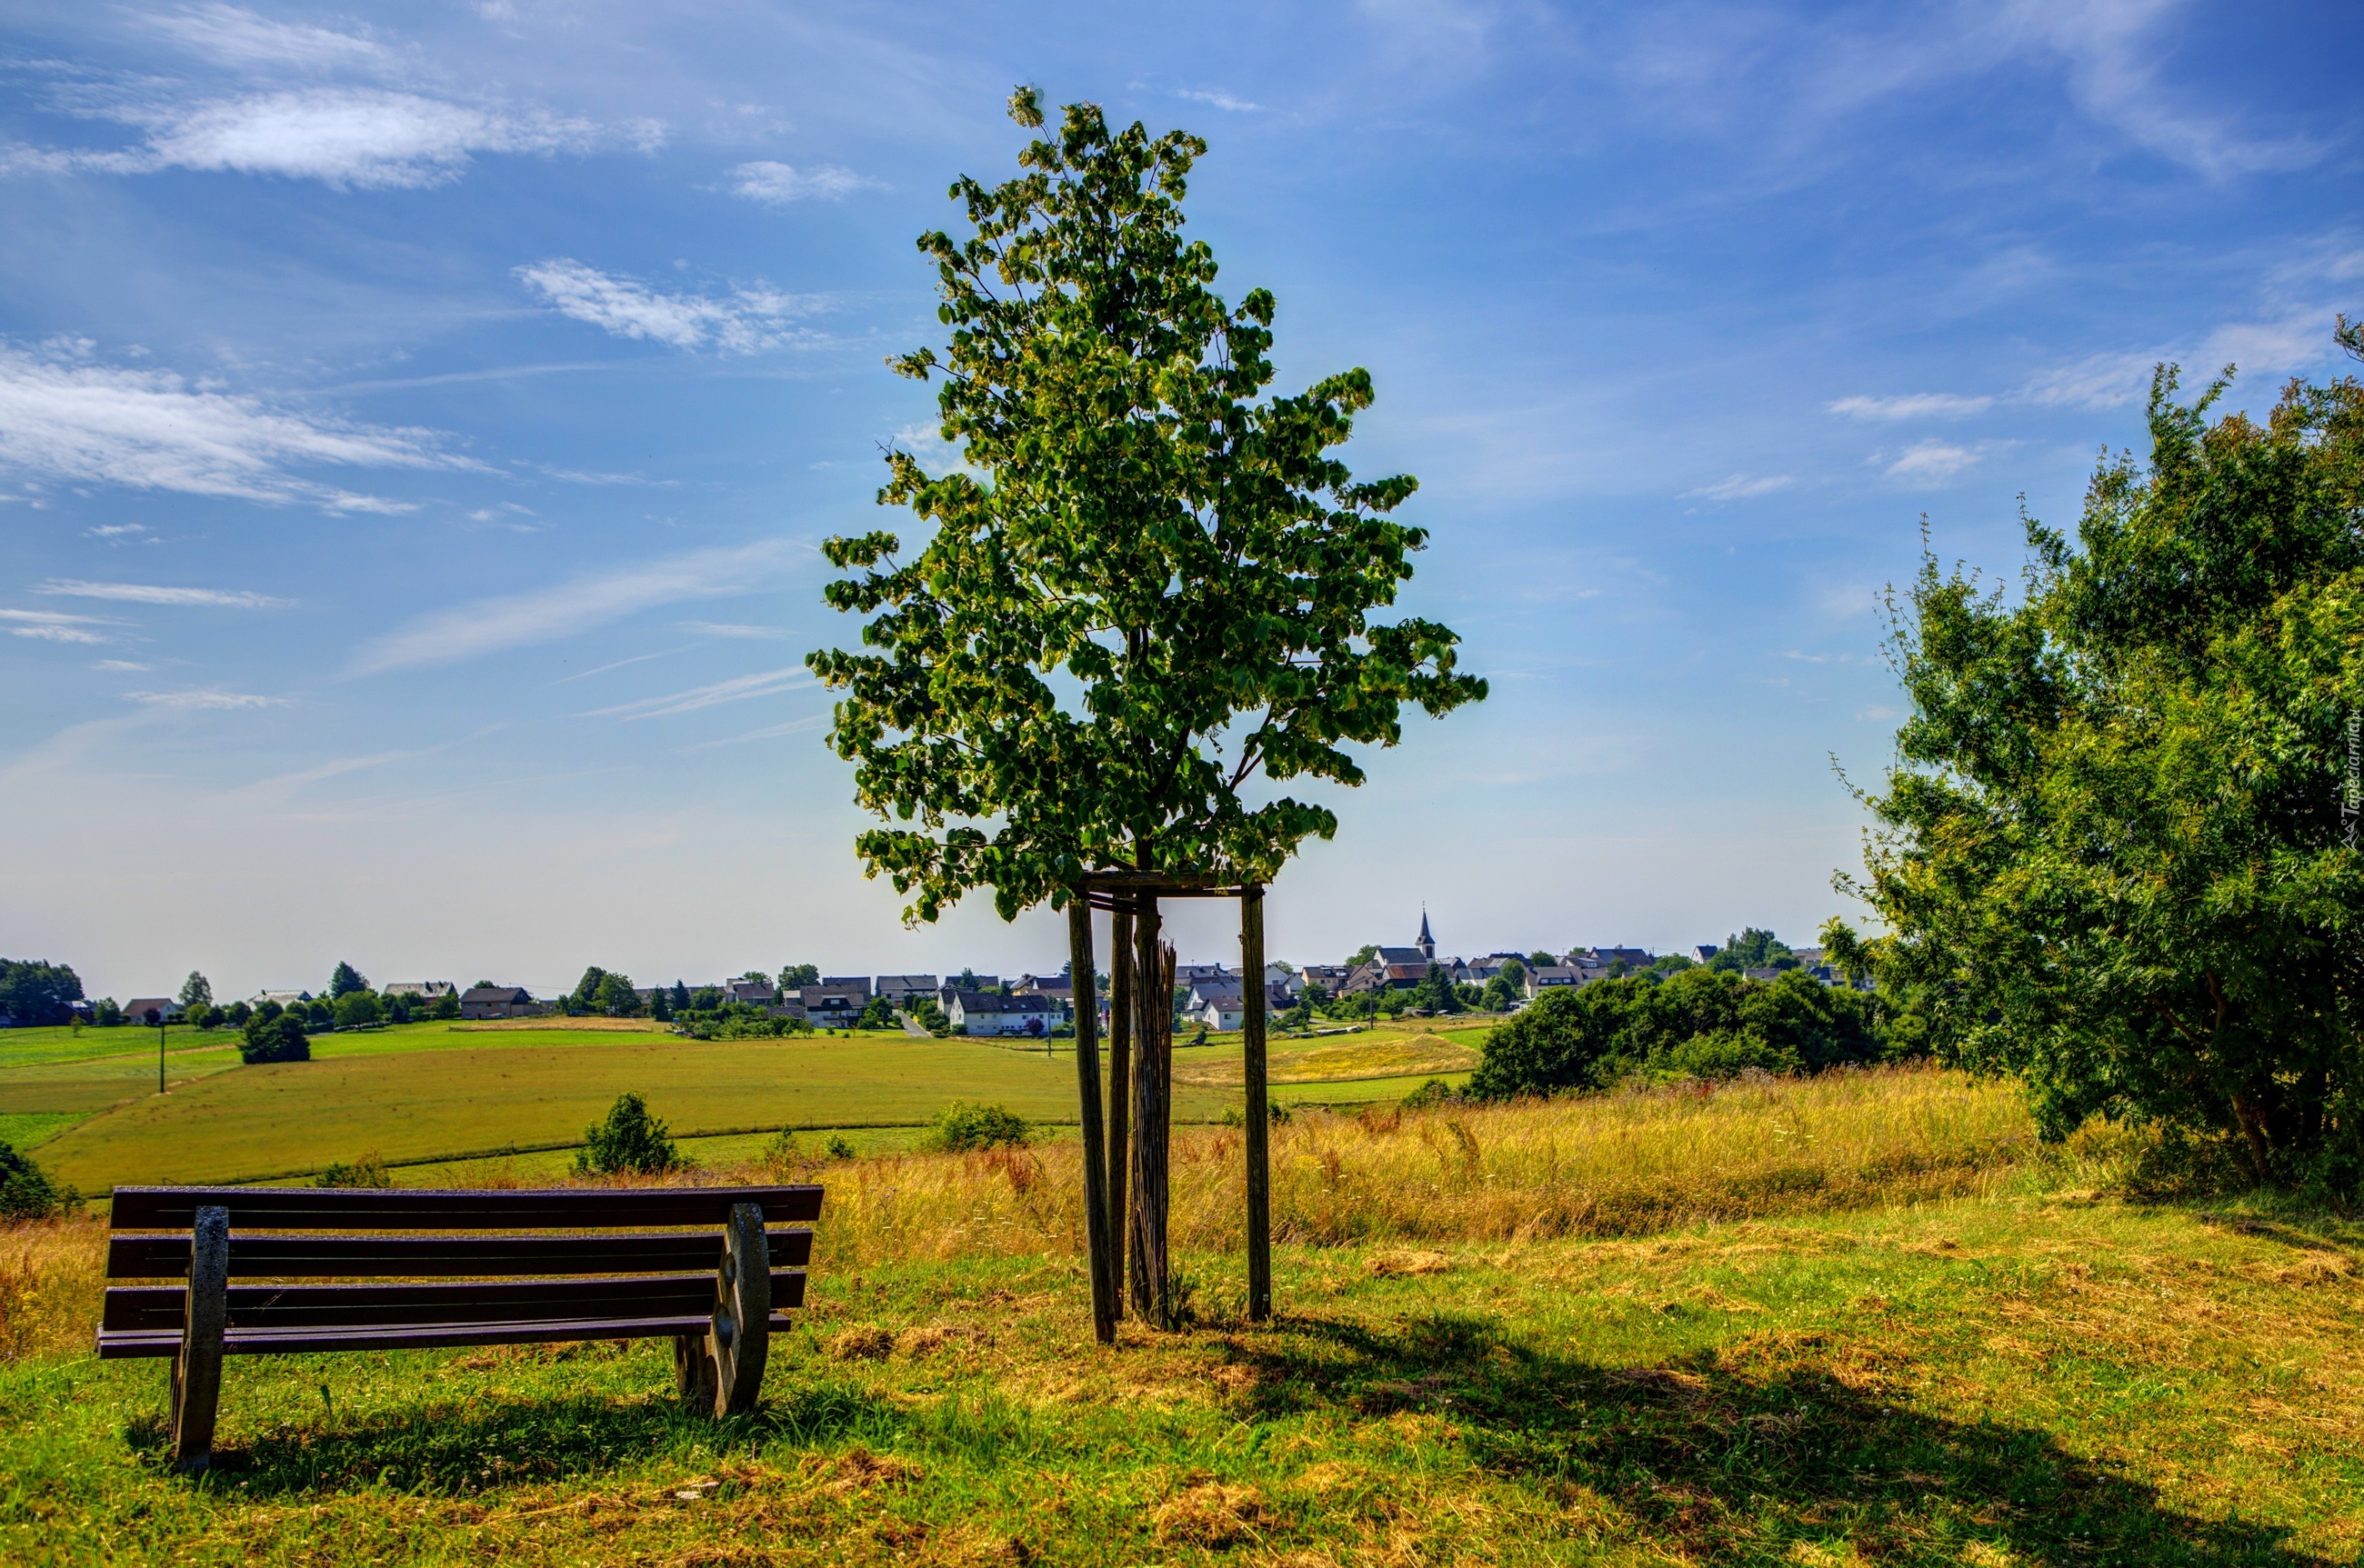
[1, 1, 2356, 1002]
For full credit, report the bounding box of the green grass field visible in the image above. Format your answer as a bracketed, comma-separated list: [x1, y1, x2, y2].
[5, 1015, 1485, 1189]
[4, 1185, 2358, 1563]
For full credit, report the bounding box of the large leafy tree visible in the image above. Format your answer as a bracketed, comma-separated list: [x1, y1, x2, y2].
[808, 90, 1485, 1325]
[0, 959, 83, 1026]
[1828, 328, 2364, 1189]
[807, 88, 1484, 918]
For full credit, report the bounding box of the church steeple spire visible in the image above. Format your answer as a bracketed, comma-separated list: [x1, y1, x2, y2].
[1417, 907, 1435, 962]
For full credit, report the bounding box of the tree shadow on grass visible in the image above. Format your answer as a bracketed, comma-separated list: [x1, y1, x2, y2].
[144, 1373, 906, 1499]
[1225, 1309, 2334, 1566]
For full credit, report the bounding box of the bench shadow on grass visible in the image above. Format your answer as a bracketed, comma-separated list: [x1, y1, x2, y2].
[131, 1371, 906, 1499]
[1225, 1309, 2335, 1567]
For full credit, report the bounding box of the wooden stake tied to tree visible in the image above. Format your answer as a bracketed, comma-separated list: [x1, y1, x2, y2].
[807, 88, 1486, 1336]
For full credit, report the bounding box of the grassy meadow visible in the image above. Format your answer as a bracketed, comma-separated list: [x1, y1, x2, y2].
[1, 1015, 1481, 1190]
[2, 1067, 2359, 1564]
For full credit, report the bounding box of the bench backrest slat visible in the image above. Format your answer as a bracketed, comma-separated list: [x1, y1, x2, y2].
[101, 1271, 808, 1332]
[108, 1184, 823, 1232]
[106, 1229, 814, 1279]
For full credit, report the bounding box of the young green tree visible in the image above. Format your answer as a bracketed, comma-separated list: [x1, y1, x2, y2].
[239, 1011, 311, 1065]
[176, 971, 212, 1011]
[1828, 329, 2364, 1191]
[576, 1093, 678, 1176]
[808, 90, 1484, 1328]
[332, 990, 381, 1029]
[1707, 928, 1794, 974]
[592, 972, 638, 1016]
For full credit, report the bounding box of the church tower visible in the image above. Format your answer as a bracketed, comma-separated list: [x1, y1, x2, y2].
[1417, 908, 1436, 964]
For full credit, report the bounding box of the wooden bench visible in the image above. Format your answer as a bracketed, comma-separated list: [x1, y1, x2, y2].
[99, 1183, 823, 1474]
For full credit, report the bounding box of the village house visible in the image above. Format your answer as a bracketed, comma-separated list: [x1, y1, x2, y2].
[382, 982, 455, 1003]
[947, 989, 1055, 1037]
[122, 997, 183, 1024]
[798, 983, 868, 1025]
[1523, 965, 1586, 997]
[459, 984, 536, 1020]
[876, 974, 938, 1007]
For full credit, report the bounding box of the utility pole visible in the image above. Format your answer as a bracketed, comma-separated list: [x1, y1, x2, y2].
[153, 1012, 168, 1094]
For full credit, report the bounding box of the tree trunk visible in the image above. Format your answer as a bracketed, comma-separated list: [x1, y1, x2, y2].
[1107, 908, 1133, 1313]
[1129, 902, 1177, 1328]
[2230, 1090, 2277, 1185]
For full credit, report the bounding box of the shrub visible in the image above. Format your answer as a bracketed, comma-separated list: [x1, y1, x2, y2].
[1399, 1078, 1459, 1110]
[315, 1152, 393, 1189]
[1220, 1098, 1295, 1128]
[239, 1012, 311, 1065]
[760, 1128, 801, 1174]
[922, 1102, 1029, 1152]
[1660, 1030, 1799, 1081]
[825, 1134, 857, 1160]
[0, 1143, 76, 1221]
[575, 1093, 679, 1176]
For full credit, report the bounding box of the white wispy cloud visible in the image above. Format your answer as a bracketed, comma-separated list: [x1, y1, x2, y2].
[1681, 473, 1793, 502]
[581, 671, 813, 728]
[35, 580, 288, 608]
[2019, 349, 2156, 409]
[11, 85, 656, 192]
[726, 161, 878, 205]
[0, 343, 471, 509]
[123, 688, 287, 709]
[6, 601, 125, 642]
[1883, 441, 1981, 484]
[516, 260, 826, 354]
[347, 538, 796, 675]
[682, 621, 788, 639]
[1988, 0, 2321, 178]
[1175, 88, 1265, 113]
[1827, 393, 1994, 420]
[685, 714, 827, 750]
[12, 624, 110, 644]
[92, 658, 152, 672]
[144, 5, 399, 75]
[581, 666, 810, 721]
[85, 523, 148, 538]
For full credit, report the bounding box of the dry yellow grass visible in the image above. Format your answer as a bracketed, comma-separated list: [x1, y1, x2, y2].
[0, 1214, 107, 1362]
[0, 1068, 2035, 1356]
[727, 1063, 2039, 1266]
[1176, 1032, 1479, 1088]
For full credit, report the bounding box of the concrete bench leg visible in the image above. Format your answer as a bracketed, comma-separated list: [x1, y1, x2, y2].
[171, 1205, 229, 1475]
[704, 1202, 769, 1416]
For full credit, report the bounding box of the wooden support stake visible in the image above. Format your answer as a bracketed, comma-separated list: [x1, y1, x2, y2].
[171, 1203, 228, 1475]
[1068, 896, 1117, 1343]
[1240, 884, 1271, 1322]
[1107, 908, 1133, 1312]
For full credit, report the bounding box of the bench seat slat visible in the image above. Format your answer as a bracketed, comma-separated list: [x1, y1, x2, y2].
[96, 1311, 805, 1360]
[107, 1229, 813, 1279]
[102, 1271, 806, 1332]
[108, 1185, 824, 1232]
